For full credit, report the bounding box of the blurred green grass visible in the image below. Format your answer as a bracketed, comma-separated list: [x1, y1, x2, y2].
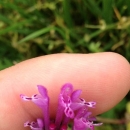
[0, 0, 130, 129]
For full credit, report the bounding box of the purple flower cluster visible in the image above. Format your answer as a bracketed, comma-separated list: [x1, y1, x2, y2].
[20, 83, 102, 130]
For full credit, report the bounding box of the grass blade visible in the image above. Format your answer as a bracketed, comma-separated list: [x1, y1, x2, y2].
[102, 0, 114, 23]
[63, 0, 74, 28]
[18, 26, 54, 44]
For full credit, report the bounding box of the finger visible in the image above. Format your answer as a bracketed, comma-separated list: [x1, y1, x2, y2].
[0, 52, 130, 130]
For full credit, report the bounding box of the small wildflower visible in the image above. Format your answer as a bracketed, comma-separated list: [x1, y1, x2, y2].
[73, 107, 102, 130]
[20, 83, 102, 130]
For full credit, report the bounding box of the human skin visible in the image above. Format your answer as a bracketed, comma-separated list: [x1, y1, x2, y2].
[0, 52, 130, 130]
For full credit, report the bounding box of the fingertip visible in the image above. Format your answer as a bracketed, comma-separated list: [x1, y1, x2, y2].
[0, 52, 129, 129]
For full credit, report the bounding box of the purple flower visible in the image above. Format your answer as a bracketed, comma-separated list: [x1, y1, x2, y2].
[20, 83, 102, 130]
[20, 85, 49, 130]
[55, 83, 74, 129]
[73, 107, 102, 130]
[70, 90, 96, 111]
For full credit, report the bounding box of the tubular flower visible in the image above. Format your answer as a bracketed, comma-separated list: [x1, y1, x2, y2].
[73, 107, 102, 130]
[20, 83, 102, 130]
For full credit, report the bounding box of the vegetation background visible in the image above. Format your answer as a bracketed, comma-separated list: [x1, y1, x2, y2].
[0, 0, 130, 129]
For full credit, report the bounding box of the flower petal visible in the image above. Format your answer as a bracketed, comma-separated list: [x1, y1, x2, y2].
[61, 83, 73, 97]
[37, 118, 44, 128]
[20, 94, 32, 101]
[37, 85, 48, 98]
[31, 94, 48, 107]
[71, 90, 82, 102]
[84, 101, 96, 108]
[64, 107, 75, 118]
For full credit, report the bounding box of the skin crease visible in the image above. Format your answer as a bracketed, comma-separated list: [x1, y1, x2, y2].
[0, 52, 130, 130]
